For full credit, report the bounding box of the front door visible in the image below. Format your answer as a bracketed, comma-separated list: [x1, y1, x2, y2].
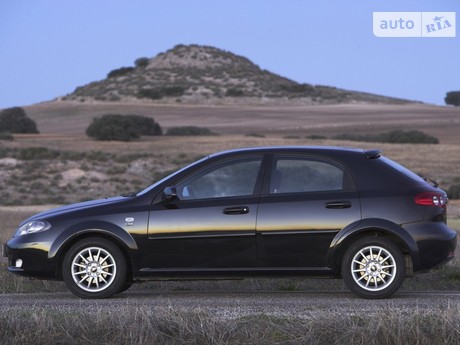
[146, 155, 264, 270]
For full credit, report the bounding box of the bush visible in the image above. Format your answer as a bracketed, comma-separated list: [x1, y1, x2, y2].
[138, 86, 186, 100]
[445, 91, 460, 106]
[138, 88, 163, 100]
[225, 88, 244, 97]
[166, 126, 218, 136]
[448, 183, 460, 199]
[0, 132, 13, 141]
[333, 130, 439, 144]
[17, 147, 60, 160]
[134, 57, 149, 68]
[125, 115, 162, 136]
[107, 67, 135, 79]
[0, 107, 39, 134]
[86, 114, 162, 141]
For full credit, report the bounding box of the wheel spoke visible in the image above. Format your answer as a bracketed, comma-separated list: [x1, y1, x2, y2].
[358, 250, 369, 262]
[350, 244, 397, 292]
[79, 254, 89, 264]
[71, 246, 117, 293]
[78, 274, 89, 284]
[73, 270, 86, 276]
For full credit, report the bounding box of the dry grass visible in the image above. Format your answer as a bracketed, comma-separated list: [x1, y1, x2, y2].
[1, 304, 460, 345]
[23, 102, 460, 144]
[0, 135, 460, 205]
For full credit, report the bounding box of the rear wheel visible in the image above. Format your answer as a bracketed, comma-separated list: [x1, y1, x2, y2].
[342, 237, 405, 299]
[62, 237, 127, 299]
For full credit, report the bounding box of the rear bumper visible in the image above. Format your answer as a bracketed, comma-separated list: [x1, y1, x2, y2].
[404, 222, 457, 271]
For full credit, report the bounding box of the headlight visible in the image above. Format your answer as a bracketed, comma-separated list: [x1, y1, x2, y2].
[16, 221, 51, 237]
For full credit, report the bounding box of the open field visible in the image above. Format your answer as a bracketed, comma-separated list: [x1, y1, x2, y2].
[2, 133, 460, 206]
[1, 102, 459, 343]
[24, 101, 460, 144]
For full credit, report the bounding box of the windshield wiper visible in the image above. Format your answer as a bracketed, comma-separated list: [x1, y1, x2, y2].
[423, 177, 439, 188]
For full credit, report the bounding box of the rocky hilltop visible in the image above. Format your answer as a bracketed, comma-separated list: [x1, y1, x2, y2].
[62, 44, 413, 105]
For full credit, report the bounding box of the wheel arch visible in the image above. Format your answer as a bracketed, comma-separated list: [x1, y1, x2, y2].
[327, 219, 418, 274]
[50, 221, 137, 280]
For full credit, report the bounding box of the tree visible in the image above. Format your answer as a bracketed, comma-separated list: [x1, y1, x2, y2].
[0, 107, 39, 133]
[445, 91, 460, 106]
[86, 114, 162, 141]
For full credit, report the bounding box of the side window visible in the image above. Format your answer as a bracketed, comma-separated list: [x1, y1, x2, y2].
[270, 157, 344, 194]
[177, 157, 262, 200]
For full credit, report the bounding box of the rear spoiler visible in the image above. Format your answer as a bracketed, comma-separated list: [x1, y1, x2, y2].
[364, 149, 381, 159]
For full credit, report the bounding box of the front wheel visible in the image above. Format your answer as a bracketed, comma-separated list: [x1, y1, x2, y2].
[342, 237, 405, 299]
[62, 237, 127, 299]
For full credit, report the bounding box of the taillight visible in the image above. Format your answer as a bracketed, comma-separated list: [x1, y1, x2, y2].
[414, 192, 447, 208]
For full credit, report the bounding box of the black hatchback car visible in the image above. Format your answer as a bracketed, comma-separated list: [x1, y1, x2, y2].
[4, 146, 457, 299]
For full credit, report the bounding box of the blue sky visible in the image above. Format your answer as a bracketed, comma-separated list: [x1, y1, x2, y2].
[0, 0, 459, 108]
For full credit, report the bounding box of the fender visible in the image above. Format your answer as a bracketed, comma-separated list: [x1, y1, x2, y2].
[48, 220, 139, 259]
[327, 218, 419, 269]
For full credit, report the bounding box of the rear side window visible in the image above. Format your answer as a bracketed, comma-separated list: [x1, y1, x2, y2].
[270, 157, 349, 194]
[379, 156, 426, 183]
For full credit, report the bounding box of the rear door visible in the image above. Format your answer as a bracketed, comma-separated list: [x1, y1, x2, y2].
[256, 154, 361, 268]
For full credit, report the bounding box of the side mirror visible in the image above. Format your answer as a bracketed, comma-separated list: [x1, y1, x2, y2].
[162, 186, 177, 201]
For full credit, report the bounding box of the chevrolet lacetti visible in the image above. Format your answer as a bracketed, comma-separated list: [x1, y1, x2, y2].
[4, 147, 457, 299]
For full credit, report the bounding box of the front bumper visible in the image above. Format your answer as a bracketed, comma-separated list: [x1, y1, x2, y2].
[5, 237, 57, 279]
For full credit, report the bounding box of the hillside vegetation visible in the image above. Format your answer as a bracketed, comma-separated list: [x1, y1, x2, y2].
[62, 44, 413, 105]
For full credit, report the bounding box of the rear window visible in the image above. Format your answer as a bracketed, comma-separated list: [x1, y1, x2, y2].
[380, 156, 426, 183]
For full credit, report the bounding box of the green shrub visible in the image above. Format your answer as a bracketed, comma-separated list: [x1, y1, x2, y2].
[225, 88, 244, 97]
[445, 91, 460, 106]
[306, 135, 327, 140]
[0, 132, 13, 140]
[166, 126, 218, 136]
[138, 86, 186, 100]
[86, 114, 162, 141]
[0, 107, 39, 134]
[125, 115, 162, 136]
[245, 133, 266, 138]
[107, 67, 135, 79]
[448, 184, 460, 199]
[134, 57, 149, 68]
[333, 130, 439, 144]
[86, 114, 140, 141]
[17, 147, 60, 160]
[138, 88, 163, 100]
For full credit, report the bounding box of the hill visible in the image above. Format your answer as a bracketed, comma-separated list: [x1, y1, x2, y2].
[61, 44, 414, 105]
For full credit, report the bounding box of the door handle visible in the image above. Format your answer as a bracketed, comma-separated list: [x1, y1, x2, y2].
[223, 206, 250, 215]
[325, 201, 352, 209]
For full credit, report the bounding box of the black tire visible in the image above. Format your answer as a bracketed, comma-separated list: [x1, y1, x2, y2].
[341, 236, 405, 299]
[62, 237, 127, 299]
[116, 280, 133, 294]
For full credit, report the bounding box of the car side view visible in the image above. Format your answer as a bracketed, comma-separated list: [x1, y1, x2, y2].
[4, 146, 457, 299]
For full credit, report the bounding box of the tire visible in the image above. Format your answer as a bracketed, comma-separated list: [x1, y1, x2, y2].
[116, 280, 133, 294]
[62, 237, 127, 299]
[341, 236, 405, 299]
